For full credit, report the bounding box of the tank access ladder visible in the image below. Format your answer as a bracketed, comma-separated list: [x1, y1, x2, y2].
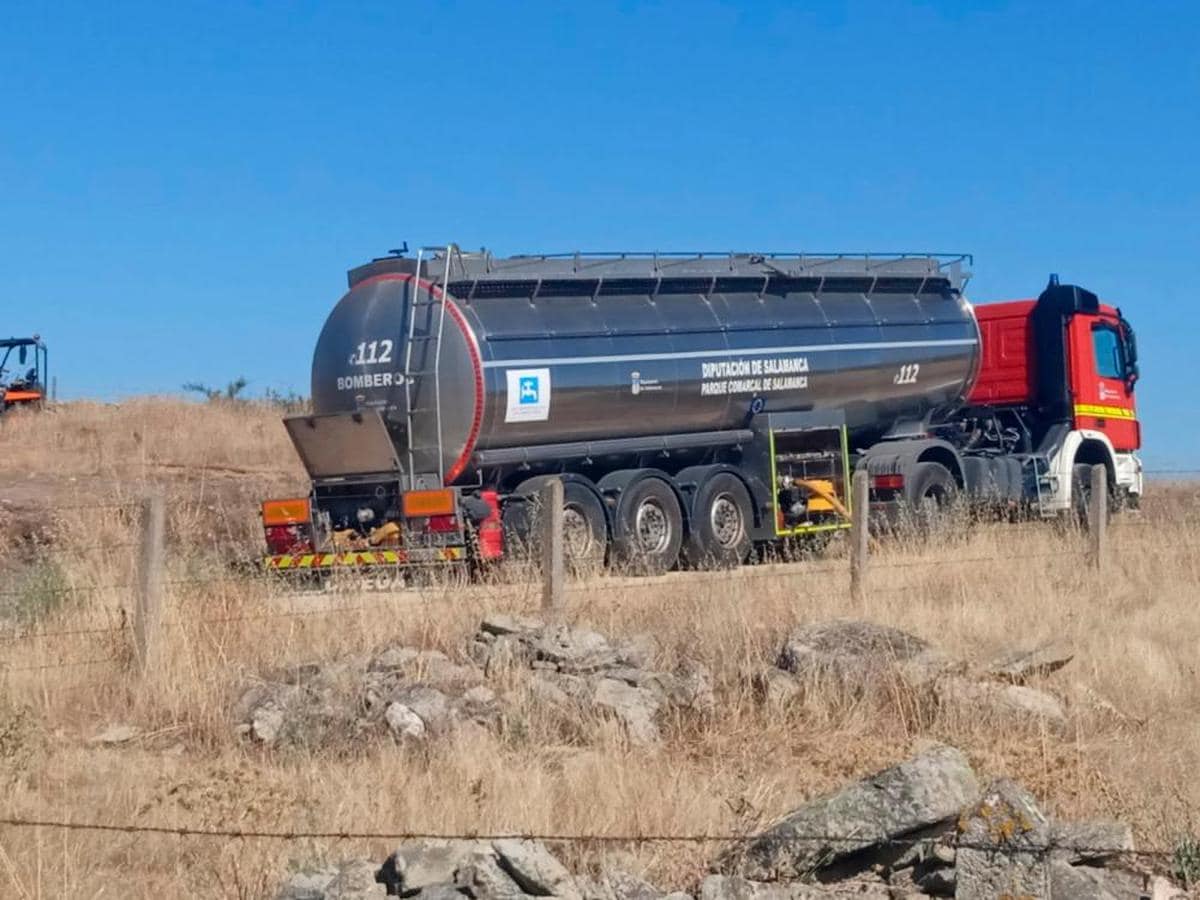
[401, 244, 462, 488]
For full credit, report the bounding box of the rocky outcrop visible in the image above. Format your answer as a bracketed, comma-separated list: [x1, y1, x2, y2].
[761, 620, 1072, 734]
[776, 620, 958, 691]
[233, 649, 501, 750]
[275, 743, 1172, 900]
[719, 744, 979, 881]
[236, 615, 711, 750]
[469, 615, 713, 745]
[955, 778, 1051, 899]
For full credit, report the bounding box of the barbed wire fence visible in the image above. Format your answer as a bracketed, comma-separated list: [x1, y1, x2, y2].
[1, 470, 1195, 665]
[0, 487, 1197, 885]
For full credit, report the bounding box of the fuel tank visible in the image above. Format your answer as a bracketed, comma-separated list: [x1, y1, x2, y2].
[310, 251, 981, 483]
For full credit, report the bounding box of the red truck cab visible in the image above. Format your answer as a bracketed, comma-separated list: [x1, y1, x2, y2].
[966, 277, 1141, 512]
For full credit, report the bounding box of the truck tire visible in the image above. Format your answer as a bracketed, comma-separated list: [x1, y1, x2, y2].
[1071, 463, 1111, 530]
[611, 476, 683, 575]
[904, 461, 958, 532]
[682, 472, 753, 569]
[504, 476, 607, 571]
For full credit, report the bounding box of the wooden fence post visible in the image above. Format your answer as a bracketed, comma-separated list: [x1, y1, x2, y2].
[134, 491, 166, 676]
[1089, 464, 1108, 572]
[539, 478, 565, 616]
[850, 469, 869, 606]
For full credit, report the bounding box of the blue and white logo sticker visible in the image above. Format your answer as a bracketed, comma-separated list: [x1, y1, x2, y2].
[505, 368, 551, 422]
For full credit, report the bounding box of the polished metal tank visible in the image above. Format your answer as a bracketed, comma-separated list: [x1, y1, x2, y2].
[310, 251, 981, 484]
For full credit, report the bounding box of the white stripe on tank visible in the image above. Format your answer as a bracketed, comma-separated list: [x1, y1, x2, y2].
[480, 338, 976, 369]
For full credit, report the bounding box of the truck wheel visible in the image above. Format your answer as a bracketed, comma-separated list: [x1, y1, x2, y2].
[1071, 463, 1111, 530]
[683, 473, 753, 569]
[904, 462, 958, 533]
[560, 483, 608, 573]
[504, 477, 607, 571]
[612, 477, 683, 575]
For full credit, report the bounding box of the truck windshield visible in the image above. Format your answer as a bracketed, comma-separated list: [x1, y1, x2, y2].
[1091, 324, 1124, 380]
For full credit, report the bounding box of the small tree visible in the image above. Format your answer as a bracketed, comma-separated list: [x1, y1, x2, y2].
[183, 377, 249, 402]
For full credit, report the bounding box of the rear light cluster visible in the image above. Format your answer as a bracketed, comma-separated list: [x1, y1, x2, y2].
[871, 474, 905, 491]
[424, 515, 459, 533]
[262, 497, 314, 555]
[265, 524, 313, 555]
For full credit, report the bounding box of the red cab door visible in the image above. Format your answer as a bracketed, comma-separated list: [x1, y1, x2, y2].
[1067, 311, 1139, 451]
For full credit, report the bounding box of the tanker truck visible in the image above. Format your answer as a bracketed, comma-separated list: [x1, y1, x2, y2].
[260, 247, 1142, 575]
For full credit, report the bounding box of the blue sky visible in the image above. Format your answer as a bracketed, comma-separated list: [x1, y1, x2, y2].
[2, 1, 1197, 468]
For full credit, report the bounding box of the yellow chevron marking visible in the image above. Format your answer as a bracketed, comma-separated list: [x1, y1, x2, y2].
[266, 548, 465, 569]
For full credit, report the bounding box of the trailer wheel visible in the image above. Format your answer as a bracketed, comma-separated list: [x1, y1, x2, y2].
[683, 473, 753, 569]
[504, 477, 607, 572]
[904, 462, 958, 533]
[612, 477, 683, 575]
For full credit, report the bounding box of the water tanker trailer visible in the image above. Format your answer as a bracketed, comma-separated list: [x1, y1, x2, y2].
[262, 247, 1142, 574]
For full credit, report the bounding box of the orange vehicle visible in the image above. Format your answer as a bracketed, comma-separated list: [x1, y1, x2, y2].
[0, 337, 48, 412]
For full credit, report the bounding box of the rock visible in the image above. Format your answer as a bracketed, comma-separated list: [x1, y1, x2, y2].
[1049, 860, 1144, 899]
[533, 625, 620, 672]
[484, 636, 524, 677]
[323, 860, 386, 899]
[414, 886, 469, 900]
[954, 778, 1049, 900]
[722, 745, 979, 880]
[1149, 875, 1189, 899]
[700, 874, 888, 900]
[935, 676, 1067, 733]
[913, 865, 953, 895]
[89, 724, 140, 745]
[646, 662, 716, 716]
[419, 652, 480, 687]
[251, 702, 286, 745]
[528, 675, 575, 707]
[456, 851, 528, 900]
[755, 670, 803, 707]
[481, 614, 545, 638]
[885, 865, 922, 896]
[276, 867, 338, 900]
[370, 646, 420, 671]
[379, 839, 489, 892]
[1049, 820, 1134, 865]
[492, 839, 582, 900]
[982, 644, 1073, 684]
[616, 634, 658, 669]
[384, 703, 426, 740]
[591, 867, 663, 900]
[778, 621, 955, 691]
[394, 685, 454, 733]
[463, 685, 498, 706]
[592, 678, 662, 745]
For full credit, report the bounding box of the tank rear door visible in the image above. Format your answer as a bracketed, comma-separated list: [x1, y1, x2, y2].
[284, 410, 402, 479]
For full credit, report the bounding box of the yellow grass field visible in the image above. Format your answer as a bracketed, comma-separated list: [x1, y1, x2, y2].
[1, 399, 1197, 897]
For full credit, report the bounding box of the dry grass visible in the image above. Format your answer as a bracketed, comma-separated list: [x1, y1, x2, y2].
[1, 400, 1198, 897]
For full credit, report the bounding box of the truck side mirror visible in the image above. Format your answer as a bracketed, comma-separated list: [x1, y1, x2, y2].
[1120, 318, 1138, 388]
[18, 345, 26, 365]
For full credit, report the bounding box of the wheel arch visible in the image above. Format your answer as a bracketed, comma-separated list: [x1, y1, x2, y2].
[508, 472, 611, 535]
[858, 438, 965, 488]
[1048, 429, 1118, 507]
